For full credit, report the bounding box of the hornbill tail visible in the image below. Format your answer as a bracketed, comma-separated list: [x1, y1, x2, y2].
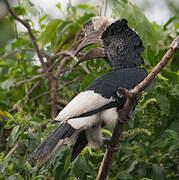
[26, 123, 75, 165]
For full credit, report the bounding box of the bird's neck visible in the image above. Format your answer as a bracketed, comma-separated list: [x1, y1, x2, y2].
[106, 51, 144, 70]
[112, 66, 140, 71]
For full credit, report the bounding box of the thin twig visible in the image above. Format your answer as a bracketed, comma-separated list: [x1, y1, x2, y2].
[4, 143, 20, 160]
[9, 81, 41, 113]
[4, 121, 48, 160]
[0, 48, 52, 61]
[96, 36, 179, 180]
[13, 66, 76, 87]
[54, 51, 89, 77]
[13, 74, 43, 87]
[32, 78, 79, 100]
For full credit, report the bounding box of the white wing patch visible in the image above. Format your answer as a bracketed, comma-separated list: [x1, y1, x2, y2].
[55, 90, 114, 122]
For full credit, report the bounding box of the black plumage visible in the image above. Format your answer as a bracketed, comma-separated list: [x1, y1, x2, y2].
[102, 19, 144, 70]
[71, 19, 147, 160]
[86, 68, 147, 98]
[26, 123, 75, 163]
[26, 18, 148, 164]
[71, 68, 147, 160]
[71, 130, 88, 161]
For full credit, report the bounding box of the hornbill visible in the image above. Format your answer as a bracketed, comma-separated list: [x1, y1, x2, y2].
[26, 17, 148, 165]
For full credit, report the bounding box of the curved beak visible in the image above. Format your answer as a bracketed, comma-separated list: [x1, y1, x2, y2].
[74, 20, 108, 56]
[76, 47, 105, 65]
[74, 39, 103, 56]
[74, 17, 114, 64]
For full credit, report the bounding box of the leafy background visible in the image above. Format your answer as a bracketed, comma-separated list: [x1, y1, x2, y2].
[0, 0, 179, 179]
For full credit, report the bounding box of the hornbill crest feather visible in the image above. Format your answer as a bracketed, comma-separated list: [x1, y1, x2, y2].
[77, 18, 144, 70]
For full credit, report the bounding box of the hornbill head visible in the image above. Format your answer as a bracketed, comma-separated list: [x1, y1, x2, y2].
[74, 16, 114, 63]
[75, 17, 144, 70]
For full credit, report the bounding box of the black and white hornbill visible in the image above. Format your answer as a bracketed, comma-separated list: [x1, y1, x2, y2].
[26, 17, 148, 165]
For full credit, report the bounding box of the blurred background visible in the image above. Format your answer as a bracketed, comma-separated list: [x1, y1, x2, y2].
[28, 0, 178, 25]
[0, 0, 179, 179]
[0, 0, 178, 41]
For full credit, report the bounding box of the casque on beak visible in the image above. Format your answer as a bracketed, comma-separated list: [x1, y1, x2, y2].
[75, 16, 114, 64]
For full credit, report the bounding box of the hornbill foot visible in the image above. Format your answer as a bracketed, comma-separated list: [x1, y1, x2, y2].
[103, 139, 118, 152]
[118, 113, 132, 123]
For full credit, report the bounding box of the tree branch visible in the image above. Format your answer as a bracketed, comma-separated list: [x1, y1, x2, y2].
[31, 77, 79, 101]
[96, 36, 179, 180]
[4, 0, 51, 81]
[54, 51, 89, 77]
[8, 81, 41, 113]
[13, 74, 43, 87]
[0, 48, 52, 61]
[4, 0, 61, 118]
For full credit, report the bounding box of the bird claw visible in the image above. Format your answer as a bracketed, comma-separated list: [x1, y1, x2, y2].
[103, 139, 118, 152]
[118, 111, 132, 123]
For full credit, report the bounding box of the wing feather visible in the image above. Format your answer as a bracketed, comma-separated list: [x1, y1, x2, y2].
[55, 90, 114, 121]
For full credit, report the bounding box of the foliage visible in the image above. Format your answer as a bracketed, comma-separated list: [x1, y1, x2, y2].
[0, 0, 179, 179]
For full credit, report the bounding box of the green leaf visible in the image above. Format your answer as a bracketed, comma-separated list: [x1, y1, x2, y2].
[0, 159, 8, 174]
[77, 4, 90, 9]
[13, 7, 26, 16]
[158, 95, 169, 113]
[101, 128, 112, 136]
[165, 130, 178, 138]
[20, 133, 30, 139]
[119, 3, 164, 50]
[164, 16, 179, 30]
[8, 125, 20, 146]
[39, 14, 48, 24]
[0, 79, 15, 90]
[8, 173, 24, 180]
[72, 158, 88, 178]
[157, 73, 168, 81]
[152, 164, 167, 180]
[170, 51, 179, 72]
[30, 117, 43, 123]
[127, 159, 138, 173]
[147, 46, 157, 66]
[64, 154, 71, 170]
[119, 172, 133, 180]
[11, 125, 20, 140]
[161, 69, 179, 82]
[50, 20, 76, 51]
[39, 19, 61, 46]
[80, 72, 104, 91]
[56, 2, 61, 9]
[169, 140, 179, 152]
[78, 13, 95, 25]
[170, 121, 179, 132]
[29, 121, 41, 132]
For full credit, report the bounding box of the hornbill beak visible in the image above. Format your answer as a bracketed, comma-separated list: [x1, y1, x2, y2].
[76, 47, 106, 65]
[74, 16, 114, 64]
